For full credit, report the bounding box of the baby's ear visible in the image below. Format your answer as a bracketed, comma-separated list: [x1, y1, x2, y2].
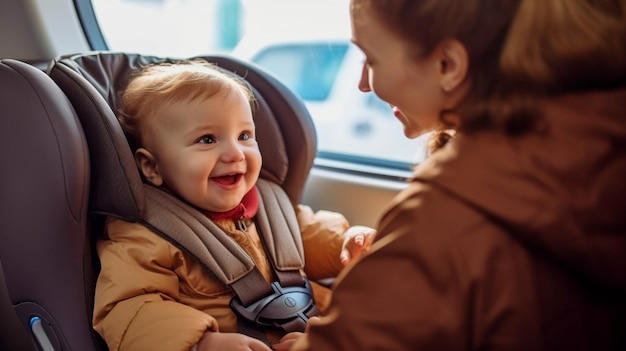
[134, 148, 163, 186]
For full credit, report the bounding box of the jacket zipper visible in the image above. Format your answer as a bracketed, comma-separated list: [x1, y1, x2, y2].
[235, 218, 247, 232]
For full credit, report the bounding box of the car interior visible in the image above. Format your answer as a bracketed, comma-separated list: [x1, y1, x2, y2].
[0, 51, 322, 350]
[3, 0, 626, 350]
[0, 1, 410, 350]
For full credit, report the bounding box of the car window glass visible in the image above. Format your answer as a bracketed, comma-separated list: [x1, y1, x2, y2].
[366, 93, 394, 116]
[252, 43, 348, 101]
[90, 0, 426, 166]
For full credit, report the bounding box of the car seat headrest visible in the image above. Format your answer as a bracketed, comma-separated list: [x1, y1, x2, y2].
[48, 51, 316, 219]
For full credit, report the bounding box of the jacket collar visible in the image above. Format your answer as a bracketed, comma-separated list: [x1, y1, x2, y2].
[204, 186, 259, 220]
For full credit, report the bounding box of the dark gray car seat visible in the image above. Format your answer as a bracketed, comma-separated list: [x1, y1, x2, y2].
[48, 52, 317, 207]
[46, 51, 318, 346]
[0, 59, 103, 350]
[0, 52, 317, 350]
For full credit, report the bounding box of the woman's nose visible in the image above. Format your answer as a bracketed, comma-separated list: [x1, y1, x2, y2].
[358, 64, 371, 92]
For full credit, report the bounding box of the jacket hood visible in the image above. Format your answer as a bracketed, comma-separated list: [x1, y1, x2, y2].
[416, 87, 626, 291]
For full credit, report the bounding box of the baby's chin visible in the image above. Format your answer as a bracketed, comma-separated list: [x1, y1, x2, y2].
[203, 202, 241, 213]
[192, 194, 241, 213]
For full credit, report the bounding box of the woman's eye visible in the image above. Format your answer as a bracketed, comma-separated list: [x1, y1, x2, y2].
[197, 134, 215, 144]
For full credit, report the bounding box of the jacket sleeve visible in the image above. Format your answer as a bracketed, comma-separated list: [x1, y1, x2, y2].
[93, 218, 219, 351]
[296, 204, 347, 281]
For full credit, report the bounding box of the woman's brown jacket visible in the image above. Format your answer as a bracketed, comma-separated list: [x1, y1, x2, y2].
[293, 88, 626, 351]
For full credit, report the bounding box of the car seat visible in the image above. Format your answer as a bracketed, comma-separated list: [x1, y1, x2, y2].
[47, 51, 320, 342]
[0, 51, 318, 350]
[0, 59, 102, 350]
[48, 52, 317, 206]
[62, 51, 318, 347]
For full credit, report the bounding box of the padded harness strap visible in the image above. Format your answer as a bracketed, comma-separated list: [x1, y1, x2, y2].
[140, 179, 315, 341]
[141, 179, 305, 284]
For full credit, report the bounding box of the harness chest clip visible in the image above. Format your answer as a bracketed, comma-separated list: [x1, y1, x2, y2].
[230, 277, 320, 333]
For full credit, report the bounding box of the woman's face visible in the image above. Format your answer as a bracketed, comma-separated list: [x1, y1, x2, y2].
[350, 1, 447, 139]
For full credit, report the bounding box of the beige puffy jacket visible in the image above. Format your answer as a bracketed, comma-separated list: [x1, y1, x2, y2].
[94, 204, 349, 350]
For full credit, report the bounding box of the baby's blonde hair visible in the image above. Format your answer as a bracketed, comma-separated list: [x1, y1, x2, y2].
[119, 59, 255, 149]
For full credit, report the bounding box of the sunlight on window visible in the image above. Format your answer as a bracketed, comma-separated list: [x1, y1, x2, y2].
[91, 0, 428, 165]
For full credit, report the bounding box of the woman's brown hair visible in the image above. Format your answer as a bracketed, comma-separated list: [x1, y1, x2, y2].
[501, 0, 626, 93]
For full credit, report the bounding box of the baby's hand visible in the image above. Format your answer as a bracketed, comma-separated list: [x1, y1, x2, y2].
[340, 225, 376, 265]
[195, 331, 272, 351]
[272, 332, 304, 350]
[273, 317, 321, 350]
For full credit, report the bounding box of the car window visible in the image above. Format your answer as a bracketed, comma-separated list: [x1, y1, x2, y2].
[90, 0, 426, 167]
[252, 43, 348, 101]
[366, 93, 393, 116]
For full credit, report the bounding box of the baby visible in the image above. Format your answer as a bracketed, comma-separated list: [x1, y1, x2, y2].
[92, 59, 374, 351]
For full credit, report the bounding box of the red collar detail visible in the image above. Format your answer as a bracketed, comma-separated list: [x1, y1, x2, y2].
[204, 186, 259, 220]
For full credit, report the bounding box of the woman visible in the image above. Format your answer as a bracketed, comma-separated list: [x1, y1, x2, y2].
[277, 0, 626, 350]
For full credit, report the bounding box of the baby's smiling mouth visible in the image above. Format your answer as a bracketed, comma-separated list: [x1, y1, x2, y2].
[212, 173, 242, 185]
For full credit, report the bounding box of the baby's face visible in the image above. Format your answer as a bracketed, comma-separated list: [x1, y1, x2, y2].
[140, 88, 261, 212]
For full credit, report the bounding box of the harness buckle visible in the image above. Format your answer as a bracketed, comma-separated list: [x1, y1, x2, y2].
[230, 277, 319, 333]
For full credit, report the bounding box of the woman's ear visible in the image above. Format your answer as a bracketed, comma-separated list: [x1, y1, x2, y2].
[438, 39, 469, 93]
[134, 148, 163, 186]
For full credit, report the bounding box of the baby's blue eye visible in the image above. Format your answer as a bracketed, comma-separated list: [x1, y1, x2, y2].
[239, 132, 250, 141]
[197, 134, 215, 144]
